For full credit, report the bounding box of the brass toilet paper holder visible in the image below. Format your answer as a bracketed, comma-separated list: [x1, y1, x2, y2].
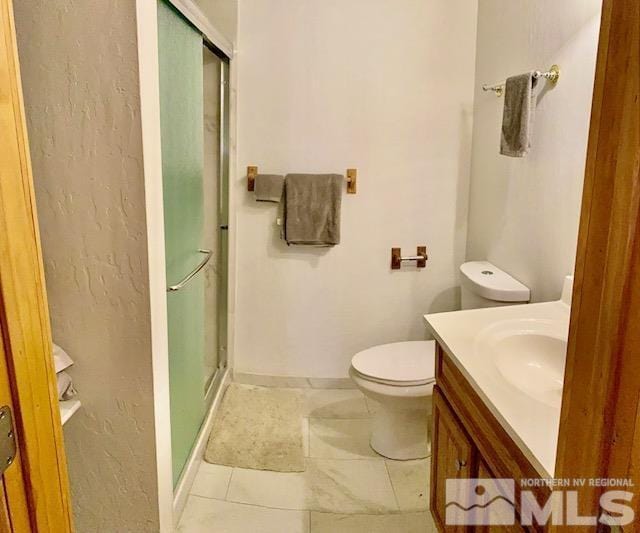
[391, 246, 428, 270]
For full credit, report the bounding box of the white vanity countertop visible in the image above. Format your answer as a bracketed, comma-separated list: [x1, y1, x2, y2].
[424, 300, 571, 478]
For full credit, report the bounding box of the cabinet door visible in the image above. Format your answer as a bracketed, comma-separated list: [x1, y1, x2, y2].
[476, 460, 525, 533]
[431, 386, 476, 532]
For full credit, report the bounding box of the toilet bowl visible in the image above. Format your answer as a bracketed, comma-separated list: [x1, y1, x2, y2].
[349, 340, 436, 460]
[350, 261, 531, 460]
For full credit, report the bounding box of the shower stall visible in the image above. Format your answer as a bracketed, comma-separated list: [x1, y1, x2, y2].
[157, 0, 230, 486]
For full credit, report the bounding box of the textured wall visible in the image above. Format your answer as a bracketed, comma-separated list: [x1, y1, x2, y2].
[14, 0, 160, 531]
[465, 0, 602, 302]
[235, 0, 478, 378]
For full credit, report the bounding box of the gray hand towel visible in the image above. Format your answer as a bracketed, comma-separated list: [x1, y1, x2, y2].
[500, 72, 539, 157]
[282, 174, 343, 246]
[254, 174, 284, 202]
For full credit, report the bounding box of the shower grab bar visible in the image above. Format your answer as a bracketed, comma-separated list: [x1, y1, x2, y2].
[167, 249, 213, 292]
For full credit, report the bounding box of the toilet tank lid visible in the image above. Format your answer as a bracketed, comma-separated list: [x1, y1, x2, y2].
[460, 261, 530, 302]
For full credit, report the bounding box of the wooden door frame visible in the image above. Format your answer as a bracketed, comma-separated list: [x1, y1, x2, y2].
[556, 0, 640, 529]
[0, 0, 73, 531]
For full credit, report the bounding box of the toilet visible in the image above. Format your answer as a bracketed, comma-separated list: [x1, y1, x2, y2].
[349, 261, 530, 460]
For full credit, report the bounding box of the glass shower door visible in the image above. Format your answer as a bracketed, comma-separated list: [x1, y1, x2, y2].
[158, 0, 230, 486]
[202, 46, 222, 393]
[203, 47, 230, 397]
[158, 0, 205, 486]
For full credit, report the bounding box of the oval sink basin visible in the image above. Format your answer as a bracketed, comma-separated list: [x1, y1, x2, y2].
[493, 334, 566, 406]
[476, 319, 568, 408]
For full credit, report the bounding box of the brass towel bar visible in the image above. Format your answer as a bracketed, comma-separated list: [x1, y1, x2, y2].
[482, 64, 560, 97]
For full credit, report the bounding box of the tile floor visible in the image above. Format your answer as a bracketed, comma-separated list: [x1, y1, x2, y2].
[178, 387, 437, 532]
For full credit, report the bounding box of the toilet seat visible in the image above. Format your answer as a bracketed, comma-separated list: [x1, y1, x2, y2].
[351, 340, 436, 387]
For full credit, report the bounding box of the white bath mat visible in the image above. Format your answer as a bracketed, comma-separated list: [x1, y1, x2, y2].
[204, 384, 305, 472]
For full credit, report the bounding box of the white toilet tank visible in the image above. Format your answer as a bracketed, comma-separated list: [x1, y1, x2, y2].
[460, 261, 530, 310]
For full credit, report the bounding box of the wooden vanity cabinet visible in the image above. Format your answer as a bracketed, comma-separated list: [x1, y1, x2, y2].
[430, 343, 550, 532]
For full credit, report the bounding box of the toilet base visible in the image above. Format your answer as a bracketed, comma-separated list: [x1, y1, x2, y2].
[370, 404, 431, 460]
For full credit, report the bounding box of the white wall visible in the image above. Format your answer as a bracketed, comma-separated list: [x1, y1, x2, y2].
[466, 0, 602, 302]
[194, 0, 237, 44]
[14, 1, 161, 531]
[235, 0, 478, 378]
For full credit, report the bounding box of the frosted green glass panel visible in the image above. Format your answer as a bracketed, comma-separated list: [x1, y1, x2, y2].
[157, 0, 205, 487]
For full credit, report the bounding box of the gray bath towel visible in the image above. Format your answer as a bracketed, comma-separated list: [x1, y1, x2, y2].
[282, 174, 343, 246]
[500, 72, 539, 157]
[254, 174, 284, 202]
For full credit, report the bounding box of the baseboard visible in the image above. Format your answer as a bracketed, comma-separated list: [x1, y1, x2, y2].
[172, 367, 231, 527]
[233, 371, 355, 389]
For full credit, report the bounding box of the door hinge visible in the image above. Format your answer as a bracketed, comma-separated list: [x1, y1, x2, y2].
[0, 406, 16, 474]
